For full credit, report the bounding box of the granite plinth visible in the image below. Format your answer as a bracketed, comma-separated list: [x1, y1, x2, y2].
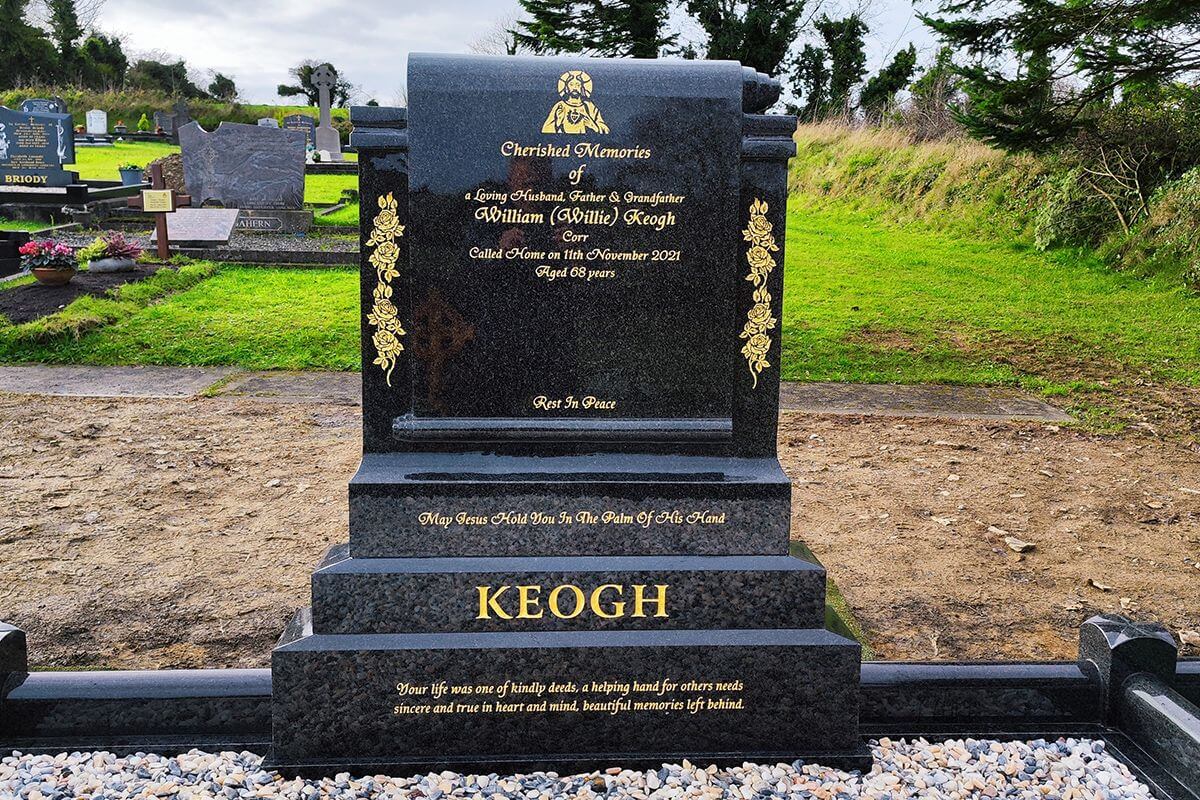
[270, 609, 863, 768]
[309, 544, 826, 634]
[234, 208, 314, 233]
[348, 452, 790, 557]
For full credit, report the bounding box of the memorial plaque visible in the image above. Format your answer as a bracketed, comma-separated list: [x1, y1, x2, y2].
[269, 53, 865, 776]
[0, 106, 78, 188]
[140, 188, 175, 212]
[282, 113, 315, 145]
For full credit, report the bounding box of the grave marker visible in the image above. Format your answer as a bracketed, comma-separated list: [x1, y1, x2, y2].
[282, 114, 315, 146]
[85, 109, 108, 135]
[127, 162, 191, 259]
[268, 53, 866, 773]
[0, 106, 77, 188]
[311, 64, 343, 161]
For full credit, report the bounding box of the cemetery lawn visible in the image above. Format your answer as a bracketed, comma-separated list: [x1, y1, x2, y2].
[782, 198, 1200, 431]
[0, 266, 359, 369]
[69, 142, 357, 205]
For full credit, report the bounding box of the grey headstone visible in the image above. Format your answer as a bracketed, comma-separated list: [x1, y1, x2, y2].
[170, 100, 192, 130]
[152, 208, 240, 247]
[0, 105, 77, 187]
[178, 121, 306, 210]
[153, 111, 174, 133]
[257, 118, 280, 128]
[311, 64, 344, 161]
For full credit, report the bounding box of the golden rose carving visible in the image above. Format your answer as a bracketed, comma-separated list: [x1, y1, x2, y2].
[366, 192, 405, 385]
[739, 198, 779, 387]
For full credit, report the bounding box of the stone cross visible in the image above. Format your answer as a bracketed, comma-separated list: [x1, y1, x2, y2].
[127, 162, 191, 259]
[311, 64, 344, 161]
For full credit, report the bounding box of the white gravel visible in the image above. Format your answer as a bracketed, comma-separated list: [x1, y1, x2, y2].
[1, 737, 1154, 800]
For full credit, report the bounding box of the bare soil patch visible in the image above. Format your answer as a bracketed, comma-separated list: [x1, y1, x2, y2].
[0, 265, 163, 325]
[0, 395, 1196, 668]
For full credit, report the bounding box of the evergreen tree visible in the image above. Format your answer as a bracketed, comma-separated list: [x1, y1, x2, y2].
[859, 44, 917, 118]
[790, 43, 829, 120]
[76, 34, 126, 89]
[513, 0, 676, 59]
[45, 0, 83, 79]
[815, 14, 867, 113]
[685, 0, 809, 76]
[127, 58, 207, 98]
[921, 0, 1200, 150]
[278, 61, 352, 106]
[0, 0, 59, 88]
[208, 72, 237, 101]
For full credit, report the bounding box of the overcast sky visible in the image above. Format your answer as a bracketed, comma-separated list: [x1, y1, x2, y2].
[98, 0, 937, 105]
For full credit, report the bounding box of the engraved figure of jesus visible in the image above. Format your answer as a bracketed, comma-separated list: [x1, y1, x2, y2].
[0, 124, 8, 161]
[541, 70, 609, 135]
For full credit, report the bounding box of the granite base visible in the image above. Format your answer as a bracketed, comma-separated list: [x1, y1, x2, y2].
[270, 609, 864, 771]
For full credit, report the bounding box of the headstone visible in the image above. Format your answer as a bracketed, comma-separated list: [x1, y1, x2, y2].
[282, 113, 315, 146]
[153, 111, 173, 134]
[85, 109, 108, 135]
[178, 121, 306, 209]
[151, 208, 239, 247]
[257, 118, 279, 128]
[268, 54, 866, 773]
[170, 99, 192, 130]
[0, 106, 78, 188]
[19, 97, 67, 115]
[311, 64, 344, 161]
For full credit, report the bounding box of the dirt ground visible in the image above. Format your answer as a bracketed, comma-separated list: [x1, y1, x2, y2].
[0, 265, 164, 325]
[0, 394, 1196, 668]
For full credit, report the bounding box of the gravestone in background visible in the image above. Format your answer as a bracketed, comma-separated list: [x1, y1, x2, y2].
[257, 118, 279, 128]
[85, 109, 108, 135]
[169, 100, 192, 131]
[268, 53, 865, 773]
[311, 64, 343, 161]
[19, 97, 67, 115]
[0, 106, 78, 188]
[178, 121, 312, 233]
[282, 114, 315, 147]
[153, 111, 173, 134]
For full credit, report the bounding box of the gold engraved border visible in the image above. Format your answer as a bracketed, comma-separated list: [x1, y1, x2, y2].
[739, 198, 778, 387]
[366, 192, 405, 386]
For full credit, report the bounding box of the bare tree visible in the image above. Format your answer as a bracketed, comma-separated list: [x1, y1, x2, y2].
[468, 12, 529, 56]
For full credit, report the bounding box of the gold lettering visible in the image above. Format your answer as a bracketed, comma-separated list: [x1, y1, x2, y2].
[548, 584, 586, 619]
[589, 584, 625, 618]
[516, 585, 543, 619]
[632, 584, 669, 618]
[476, 585, 513, 620]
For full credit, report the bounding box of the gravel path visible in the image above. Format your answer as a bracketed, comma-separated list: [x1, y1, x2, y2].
[1, 738, 1153, 799]
[53, 230, 358, 254]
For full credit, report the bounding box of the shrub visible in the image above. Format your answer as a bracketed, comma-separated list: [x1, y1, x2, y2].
[136, 112, 151, 132]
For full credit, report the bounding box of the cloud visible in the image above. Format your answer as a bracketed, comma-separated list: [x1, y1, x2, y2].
[101, 0, 523, 104]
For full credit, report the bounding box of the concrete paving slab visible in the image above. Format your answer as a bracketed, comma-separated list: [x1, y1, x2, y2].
[779, 381, 1074, 422]
[213, 371, 360, 405]
[0, 365, 236, 398]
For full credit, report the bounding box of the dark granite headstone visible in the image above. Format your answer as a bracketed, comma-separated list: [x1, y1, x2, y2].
[0, 105, 78, 188]
[282, 114, 315, 146]
[269, 53, 864, 774]
[19, 97, 67, 115]
[178, 121, 306, 210]
[170, 100, 192, 131]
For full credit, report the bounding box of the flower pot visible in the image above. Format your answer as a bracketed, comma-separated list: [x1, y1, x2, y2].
[119, 168, 144, 186]
[87, 256, 136, 273]
[31, 266, 76, 286]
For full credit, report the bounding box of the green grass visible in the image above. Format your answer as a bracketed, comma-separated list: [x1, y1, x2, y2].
[0, 217, 56, 232]
[0, 266, 358, 369]
[312, 203, 359, 227]
[70, 142, 357, 206]
[303, 173, 357, 205]
[782, 197, 1200, 389]
[71, 140, 179, 181]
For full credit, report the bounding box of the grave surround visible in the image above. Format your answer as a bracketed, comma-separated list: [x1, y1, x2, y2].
[268, 52, 865, 773]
